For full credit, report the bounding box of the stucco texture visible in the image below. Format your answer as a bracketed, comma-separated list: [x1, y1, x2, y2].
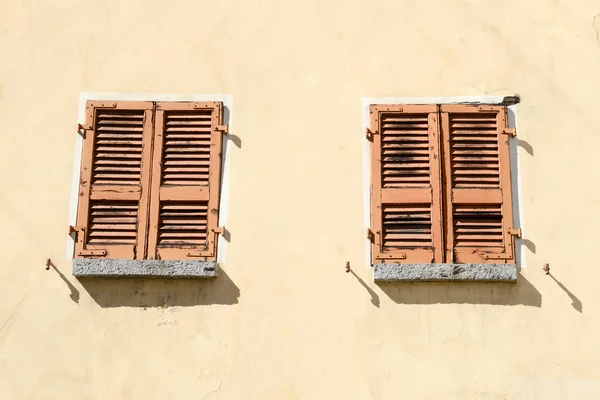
[1, 0, 600, 399]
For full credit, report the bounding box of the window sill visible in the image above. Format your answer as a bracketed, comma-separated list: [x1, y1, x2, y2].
[72, 259, 217, 278]
[374, 263, 517, 283]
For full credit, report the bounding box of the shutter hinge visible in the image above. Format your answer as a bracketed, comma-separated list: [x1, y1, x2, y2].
[215, 125, 229, 135]
[77, 124, 90, 137]
[501, 128, 517, 138]
[508, 228, 522, 238]
[366, 229, 374, 242]
[366, 128, 378, 141]
[378, 253, 407, 260]
[485, 253, 513, 260]
[69, 225, 107, 257]
[186, 251, 206, 257]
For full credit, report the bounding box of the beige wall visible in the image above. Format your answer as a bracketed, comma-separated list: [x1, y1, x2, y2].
[1, 0, 600, 398]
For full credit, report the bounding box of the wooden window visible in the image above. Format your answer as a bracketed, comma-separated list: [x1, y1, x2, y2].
[71, 101, 226, 261]
[369, 104, 518, 265]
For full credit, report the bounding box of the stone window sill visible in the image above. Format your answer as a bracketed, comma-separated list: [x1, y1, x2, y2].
[72, 259, 217, 278]
[374, 263, 517, 282]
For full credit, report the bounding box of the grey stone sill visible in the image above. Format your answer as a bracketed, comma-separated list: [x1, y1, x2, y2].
[374, 263, 517, 283]
[73, 259, 217, 278]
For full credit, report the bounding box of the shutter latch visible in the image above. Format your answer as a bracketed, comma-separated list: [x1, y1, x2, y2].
[501, 128, 517, 138]
[69, 225, 107, 257]
[213, 226, 226, 235]
[508, 228, 522, 238]
[215, 125, 229, 135]
[365, 128, 378, 141]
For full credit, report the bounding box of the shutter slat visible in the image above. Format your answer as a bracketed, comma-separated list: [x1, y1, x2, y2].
[159, 110, 214, 186]
[91, 109, 146, 186]
[86, 200, 138, 244]
[157, 201, 209, 247]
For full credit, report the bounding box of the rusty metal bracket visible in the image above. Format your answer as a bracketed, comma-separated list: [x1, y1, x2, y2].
[501, 128, 517, 138]
[215, 125, 229, 135]
[477, 105, 497, 111]
[508, 228, 522, 238]
[365, 128, 378, 141]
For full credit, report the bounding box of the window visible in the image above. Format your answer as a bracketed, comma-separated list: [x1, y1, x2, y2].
[70, 100, 227, 262]
[368, 103, 519, 266]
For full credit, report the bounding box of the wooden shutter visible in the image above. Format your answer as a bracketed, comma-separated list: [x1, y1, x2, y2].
[440, 104, 517, 263]
[369, 105, 444, 264]
[146, 102, 225, 260]
[74, 101, 154, 259]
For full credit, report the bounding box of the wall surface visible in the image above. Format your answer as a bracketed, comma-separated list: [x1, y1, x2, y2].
[1, 0, 600, 399]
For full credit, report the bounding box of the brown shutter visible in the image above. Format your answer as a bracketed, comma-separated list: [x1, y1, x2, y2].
[369, 105, 444, 264]
[440, 104, 517, 263]
[73, 101, 154, 259]
[146, 102, 225, 260]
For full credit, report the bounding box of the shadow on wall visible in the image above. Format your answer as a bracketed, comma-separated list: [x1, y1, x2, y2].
[549, 273, 583, 313]
[377, 271, 541, 307]
[77, 268, 240, 308]
[47, 260, 80, 303]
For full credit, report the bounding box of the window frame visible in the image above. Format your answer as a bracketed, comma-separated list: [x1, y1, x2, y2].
[362, 96, 524, 269]
[67, 93, 234, 264]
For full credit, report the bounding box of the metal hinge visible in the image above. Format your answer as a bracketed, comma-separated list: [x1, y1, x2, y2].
[69, 225, 107, 257]
[97, 102, 117, 108]
[485, 253, 513, 260]
[366, 229, 374, 242]
[77, 124, 91, 137]
[508, 228, 522, 238]
[215, 125, 229, 135]
[501, 128, 517, 138]
[365, 128, 378, 141]
[378, 253, 407, 260]
[186, 251, 206, 257]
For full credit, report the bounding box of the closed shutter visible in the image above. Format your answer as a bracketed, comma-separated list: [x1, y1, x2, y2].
[369, 105, 444, 264]
[146, 102, 225, 260]
[440, 104, 517, 263]
[73, 101, 154, 259]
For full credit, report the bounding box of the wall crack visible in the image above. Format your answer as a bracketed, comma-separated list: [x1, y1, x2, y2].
[594, 12, 600, 44]
[201, 365, 227, 399]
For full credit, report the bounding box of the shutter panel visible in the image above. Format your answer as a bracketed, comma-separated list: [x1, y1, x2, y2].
[146, 102, 224, 260]
[74, 101, 154, 259]
[370, 105, 444, 264]
[440, 104, 516, 263]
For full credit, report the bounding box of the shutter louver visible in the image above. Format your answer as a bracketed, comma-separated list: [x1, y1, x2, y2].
[146, 102, 224, 260]
[74, 101, 154, 259]
[370, 105, 444, 264]
[157, 202, 209, 247]
[441, 104, 516, 263]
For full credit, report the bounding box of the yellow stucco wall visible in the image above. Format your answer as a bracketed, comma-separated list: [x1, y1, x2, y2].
[1, 0, 600, 398]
